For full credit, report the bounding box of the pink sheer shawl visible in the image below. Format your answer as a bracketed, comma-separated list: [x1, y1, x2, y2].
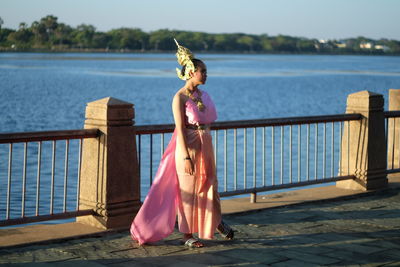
[130, 131, 180, 245]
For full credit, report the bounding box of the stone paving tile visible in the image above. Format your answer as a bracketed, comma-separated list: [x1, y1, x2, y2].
[322, 249, 393, 266]
[371, 240, 400, 249]
[377, 249, 400, 261]
[109, 255, 212, 267]
[273, 249, 342, 265]
[381, 261, 400, 266]
[336, 242, 390, 254]
[328, 262, 392, 267]
[270, 259, 320, 267]
[216, 247, 288, 265]
[289, 244, 335, 255]
[27, 261, 107, 267]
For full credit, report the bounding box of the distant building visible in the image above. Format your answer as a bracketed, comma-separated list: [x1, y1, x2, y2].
[360, 42, 373, 49]
[374, 45, 390, 52]
[335, 41, 347, 48]
[315, 39, 332, 50]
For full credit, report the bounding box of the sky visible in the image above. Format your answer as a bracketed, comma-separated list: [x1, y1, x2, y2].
[1, 0, 400, 40]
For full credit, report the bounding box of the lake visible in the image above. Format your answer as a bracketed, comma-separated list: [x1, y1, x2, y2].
[1, 53, 400, 133]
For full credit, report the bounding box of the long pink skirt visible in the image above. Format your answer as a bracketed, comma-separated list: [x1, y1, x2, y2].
[130, 128, 221, 244]
[175, 128, 221, 239]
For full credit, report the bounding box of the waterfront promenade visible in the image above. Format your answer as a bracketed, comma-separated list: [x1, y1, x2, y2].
[1, 174, 399, 266]
[1, 90, 400, 266]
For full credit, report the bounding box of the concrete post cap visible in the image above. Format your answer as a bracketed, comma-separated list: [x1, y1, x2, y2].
[87, 97, 133, 109]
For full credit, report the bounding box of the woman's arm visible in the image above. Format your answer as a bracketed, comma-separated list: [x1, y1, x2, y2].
[172, 93, 194, 175]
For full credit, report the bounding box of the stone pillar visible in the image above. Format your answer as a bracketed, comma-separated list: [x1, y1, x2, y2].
[387, 89, 400, 169]
[337, 91, 388, 191]
[77, 97, 141, 229]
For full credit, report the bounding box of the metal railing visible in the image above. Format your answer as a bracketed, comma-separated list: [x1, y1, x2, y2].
[385, 110, 400, 173]
[2, 110, 399, 227]
[135, 113, 362, 200]
[0, 129, 98, 227]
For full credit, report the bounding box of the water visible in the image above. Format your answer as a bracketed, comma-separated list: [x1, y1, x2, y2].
[1, 53, 400, 224]
[1, 53, 400, 132]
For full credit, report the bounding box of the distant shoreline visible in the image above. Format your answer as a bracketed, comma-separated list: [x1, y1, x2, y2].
[1, 15, 399, 56]
[1, 48, 399, 56]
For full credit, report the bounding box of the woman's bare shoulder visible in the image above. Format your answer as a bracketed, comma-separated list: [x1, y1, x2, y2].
[173, 88, 189, 104]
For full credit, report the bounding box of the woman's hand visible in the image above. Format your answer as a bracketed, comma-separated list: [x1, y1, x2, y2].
[185, 158, 194, 175]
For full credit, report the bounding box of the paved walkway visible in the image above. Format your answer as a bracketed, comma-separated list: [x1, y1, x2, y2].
[1, 183, 400, 266]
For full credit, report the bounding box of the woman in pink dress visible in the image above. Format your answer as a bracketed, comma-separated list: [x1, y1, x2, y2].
[130, 39, 233, 248]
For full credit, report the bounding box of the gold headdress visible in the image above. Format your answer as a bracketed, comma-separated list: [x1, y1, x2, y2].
[174, 38, 195, 80]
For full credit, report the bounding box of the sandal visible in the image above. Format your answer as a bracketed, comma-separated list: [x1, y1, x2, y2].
[217, 220, 234, 240]
[183, 237, 204, 248]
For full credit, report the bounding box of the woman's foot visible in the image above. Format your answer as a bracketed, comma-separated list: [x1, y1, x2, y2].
[217, 221, 234, 240]
[183, 234, 204, 248]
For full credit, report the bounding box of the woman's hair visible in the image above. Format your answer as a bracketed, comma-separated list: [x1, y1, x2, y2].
[180, 58, 203, 77]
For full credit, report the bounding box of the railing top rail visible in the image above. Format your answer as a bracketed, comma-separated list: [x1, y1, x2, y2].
[135, 124, 175, 135]
[0, 129, 99, 144]
[211, 113, 362, 130]
[384, 110, 400, 118]
[134, 113, 362, 134]
[0, 113, 362, 141]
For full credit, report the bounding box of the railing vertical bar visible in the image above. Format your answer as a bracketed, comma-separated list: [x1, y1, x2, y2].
[224, 129, 227, 192]
[244, 128, 247, 189]
[161, 133, 165, 156]
[289, 125, 292, 183]
[280, 126, 284, 184]
[323, 122, 326, 178]
[253, 128, 256, 188]
[215, 130, 219, 177]
[347, 121, 350, 175]
[22, 142, 28, 217]
[385, 117, 389, 169]
[96, 137, 100, 204]
[63, 140, 69, 213]
[392, 118, 396, 169]
[306, 124, 310, 181]
[398, 118, 400, 168]
[315, 124, 318, 180]
[262, 127, 266, 186]
[298, 125, 301, 182]
[339, 122, 343, 176]
[50, 141, 56, 215]
[36, 141, 42, 216]
[331, 122, 335, 178]
[214, 130, 217, 165]
[215, 130, 218, 177]
[138, 135, 141, 180]
[234, 129, 237, 190]
[150, 134, 153, 185]
[271, 127, 275, 185]
[6, 143, 13, 220]
[76, 139, 83, 211]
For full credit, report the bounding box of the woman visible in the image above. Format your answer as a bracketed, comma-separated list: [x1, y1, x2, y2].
[130, 39, 233, 248]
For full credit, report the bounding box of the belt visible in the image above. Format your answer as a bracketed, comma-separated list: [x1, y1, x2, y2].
[186, 124, 209, 130]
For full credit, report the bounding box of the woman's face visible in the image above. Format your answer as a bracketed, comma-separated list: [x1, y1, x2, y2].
[191, 62, 207, 85]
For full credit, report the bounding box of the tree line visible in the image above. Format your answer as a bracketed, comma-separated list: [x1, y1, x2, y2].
[1, 15, 399, 54]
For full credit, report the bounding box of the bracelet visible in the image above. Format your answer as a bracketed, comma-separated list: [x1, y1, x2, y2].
[184, 157, 191, 161]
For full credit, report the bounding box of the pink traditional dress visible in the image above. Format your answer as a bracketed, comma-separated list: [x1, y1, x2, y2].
[130, 90, 221, 245]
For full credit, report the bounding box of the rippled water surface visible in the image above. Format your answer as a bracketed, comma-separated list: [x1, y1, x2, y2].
[1, 53, 400, 132]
